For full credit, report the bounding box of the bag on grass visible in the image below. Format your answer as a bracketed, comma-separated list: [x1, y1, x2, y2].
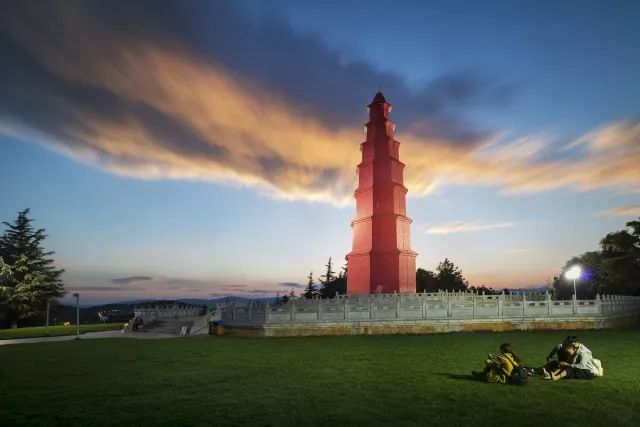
[508, 367, 528, 386]
[591, 358, 604, 377]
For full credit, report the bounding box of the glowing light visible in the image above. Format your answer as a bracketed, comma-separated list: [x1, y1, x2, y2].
[565, 265, 582, 280]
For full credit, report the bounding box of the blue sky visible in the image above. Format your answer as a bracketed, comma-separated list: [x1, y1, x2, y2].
[0, 1, 639, 303]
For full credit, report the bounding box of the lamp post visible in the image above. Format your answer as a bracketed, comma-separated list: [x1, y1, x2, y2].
[565, 265, 582, 301]
[45, 299, 50, 336]
[72, 293, 80, 340]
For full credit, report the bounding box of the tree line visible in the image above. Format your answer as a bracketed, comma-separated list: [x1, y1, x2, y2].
[552, 217, 640, 299]
[0, 209, 65, 328]
[280, 257, 347, 302]
[296, 256, 499, 300]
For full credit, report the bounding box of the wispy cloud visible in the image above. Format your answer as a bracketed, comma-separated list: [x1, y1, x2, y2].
[426, 221, 516, 235]
[221, 285, 249, 290]
[111, 276, 152, 284]
[279, 282, 305, 289]
[67, 286, 147, 292]
[598, 205, 640, 217]
[0, 3, 638, 206]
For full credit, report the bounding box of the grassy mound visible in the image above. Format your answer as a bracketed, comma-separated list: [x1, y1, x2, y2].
[0, 330, 638, 426]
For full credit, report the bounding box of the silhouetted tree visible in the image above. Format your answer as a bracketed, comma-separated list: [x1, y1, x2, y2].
[416, 268, 438, 292]
[469, 285, 496, 295]
[302, 271, 318, 299]
[553, 217, 640, 297]
[553, 252, 607, 299]
[436, 258, 469, 291]
[319, 257, 336, 287]
[416, 259, 469, 292]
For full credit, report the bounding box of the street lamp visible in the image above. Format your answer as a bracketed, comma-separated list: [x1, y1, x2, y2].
[565, 265, 582, 300]
[72, 293, 80, 340]
[45, 299, 50, 336]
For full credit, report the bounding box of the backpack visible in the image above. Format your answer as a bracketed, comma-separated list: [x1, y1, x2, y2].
[591, 358, 604, 377]
[508, 367, 529, 386]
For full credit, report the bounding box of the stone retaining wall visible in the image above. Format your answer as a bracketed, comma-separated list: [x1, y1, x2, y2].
[219, 292, 640, 337]
[226, 312, 640, 337]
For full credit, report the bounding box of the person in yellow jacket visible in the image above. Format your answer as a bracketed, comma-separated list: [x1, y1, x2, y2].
[473, 343, 521, 383]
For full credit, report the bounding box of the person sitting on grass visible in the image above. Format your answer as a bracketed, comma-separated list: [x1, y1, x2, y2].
[472, 343, 521, 383]
[526, 335, 577, 377]
[547, 337, 602, 381]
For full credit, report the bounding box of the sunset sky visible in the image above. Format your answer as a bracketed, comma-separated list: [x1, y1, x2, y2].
[1, 1, 639, 304]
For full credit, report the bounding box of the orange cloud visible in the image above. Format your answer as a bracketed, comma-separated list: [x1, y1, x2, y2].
[599, 205, 640, 217]
[1, 8, 639, 206]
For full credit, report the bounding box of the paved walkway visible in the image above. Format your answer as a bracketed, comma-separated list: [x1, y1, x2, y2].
[0, 330, 180, 346]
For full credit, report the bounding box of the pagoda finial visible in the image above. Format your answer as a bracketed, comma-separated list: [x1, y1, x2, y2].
[371, 91, 387, 104]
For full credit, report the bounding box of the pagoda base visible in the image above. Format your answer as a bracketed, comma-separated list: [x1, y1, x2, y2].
[346, 250, 417, 294]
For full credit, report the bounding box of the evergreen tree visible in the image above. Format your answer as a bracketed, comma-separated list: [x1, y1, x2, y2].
[436, 258, 469, 291]
[302, 271, 318, 299]
[0, 209, 65, 327]
[416, 259, 469, 292]
[416, 268, 439, 292]
[0, 255, 47, 326]
[339, 263, 348, 279]
[319, 257, 336, 287]
[318, 257, 346, 298]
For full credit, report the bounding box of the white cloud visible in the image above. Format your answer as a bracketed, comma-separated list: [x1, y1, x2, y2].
[425, 221, 516, 235]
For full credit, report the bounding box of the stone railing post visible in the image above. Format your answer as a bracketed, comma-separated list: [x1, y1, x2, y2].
[572, 294, 577, 315]
[595, 294, 601, 315]
[318, 298, 322, 321]
[396, 292, 400, 319]
[264, 303, 270, 324]
[472, 293, 477, 318]
[498, 291, 503, 317]
[546, 291, 552, 315]
[522, 292, 526, 316]
[290, 299, 295, 321]
[369, 296, 373, 319]
[344, 297, 349, 320]
[447, 291, 452, 318]
[422, 299, 426, 319]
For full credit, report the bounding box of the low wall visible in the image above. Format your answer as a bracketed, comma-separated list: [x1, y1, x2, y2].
[134, 306, 204, 324]
[221, 292, 640, 323]
[220, 292, 640, 337]
[226, 312, 640, 337]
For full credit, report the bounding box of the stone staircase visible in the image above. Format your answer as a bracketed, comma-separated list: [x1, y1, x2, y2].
[144, 317, 199, 336]
[127, 311, 216, 337]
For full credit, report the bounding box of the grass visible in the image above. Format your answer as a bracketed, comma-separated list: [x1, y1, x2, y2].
[0, 330, 639, 426]
[0, 322, 124, 340]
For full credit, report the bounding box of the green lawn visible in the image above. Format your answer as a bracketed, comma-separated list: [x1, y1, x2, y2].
[0, 323, 124, 340]
[1, 330, 639, 426]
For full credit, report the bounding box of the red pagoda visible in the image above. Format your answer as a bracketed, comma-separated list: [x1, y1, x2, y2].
[346, 92, 417, 294]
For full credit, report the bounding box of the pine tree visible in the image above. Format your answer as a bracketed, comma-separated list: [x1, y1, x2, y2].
[0, 255, 47, 325]
[436, 258, 469, 291]
[302, 271, 317, 299]
[319, 257, 336, 287]
[0, 209, 65, 327]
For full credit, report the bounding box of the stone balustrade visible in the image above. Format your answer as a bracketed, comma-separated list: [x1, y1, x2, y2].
[134, 305, 204, 324]
[220, 292, 640, 325]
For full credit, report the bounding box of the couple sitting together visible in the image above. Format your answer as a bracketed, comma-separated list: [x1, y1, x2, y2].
[474, 336, 603, 385]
